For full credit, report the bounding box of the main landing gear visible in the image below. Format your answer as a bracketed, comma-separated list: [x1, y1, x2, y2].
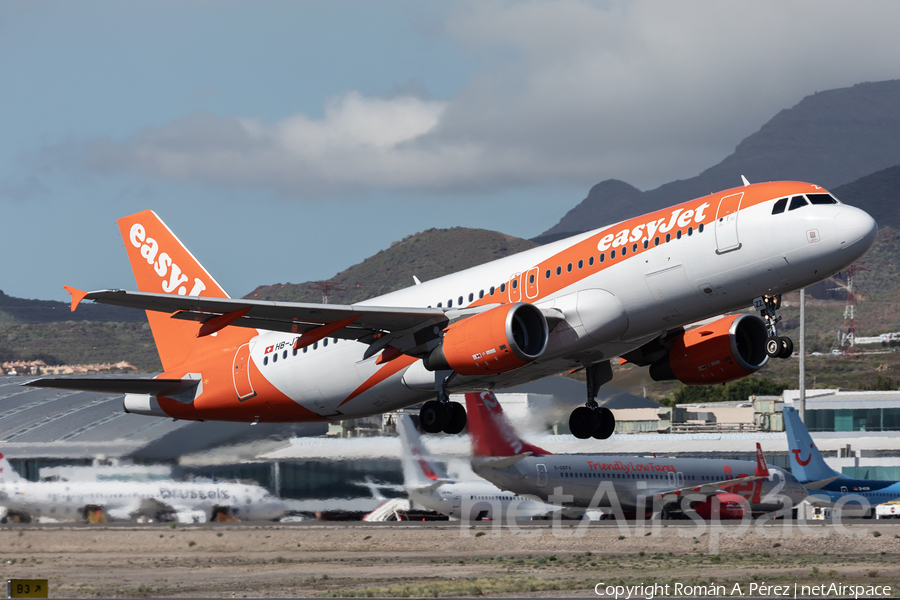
[754, 295, 793, 359]
[419, 371, 467, 435]
[569, 361, 616, 440]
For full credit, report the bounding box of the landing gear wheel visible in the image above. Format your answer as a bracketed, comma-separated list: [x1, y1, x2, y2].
[420, 400, 449, 433]
[569, 406, 600, 440]
[592, 406, 616, 439]
[778, 336, 794, 359]
[442, 401, 467, 434]
[765, 336, 782, 358]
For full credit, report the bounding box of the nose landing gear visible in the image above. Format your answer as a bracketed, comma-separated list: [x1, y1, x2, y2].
[754, 295, 793, 359]
[568, 361, 616, 440]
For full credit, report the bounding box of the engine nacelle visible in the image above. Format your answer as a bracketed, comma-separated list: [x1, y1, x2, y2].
[649, 314, 769, 385]
[423, 303, 548, 375]
[691, 493, 748, 520]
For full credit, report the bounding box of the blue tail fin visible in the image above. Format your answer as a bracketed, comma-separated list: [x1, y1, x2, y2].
[783, 406, 842, 483]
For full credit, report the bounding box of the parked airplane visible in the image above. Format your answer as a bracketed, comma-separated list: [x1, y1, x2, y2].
[784, 405, 899, 509]
[394, 414, 585, 521]
[0, 452, 287, 523]
[25, 181, 876, 439]
[466, 391, 808, 519]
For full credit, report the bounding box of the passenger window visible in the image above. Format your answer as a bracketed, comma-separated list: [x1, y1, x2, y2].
[313, 341, 318, 350]
[293, 348, 298, 356]
[676, 230, 682, 239]
[577, 259, 583, 269]
[545, 269, 551, 279]
[622, 246, 627, 256]
[323, 338, 328, 347]
[556, 266, 562, 275]
[567, 263, 572, 272]
[599, 253, 605, 263]
[273, 353, 277, 363]
[688, 227, 693, 236]
[772, 197, 788, 214]
[448, 299, 453, 307]
[632, 243, 638, 252]
[654, 236, 660, 246]
[263, 356, 268, 366]
[468, 293, 474, 302]
[698, 223, 704, 233]
[490, 286, 495, 295]
[500, 283, 506, 293]
[789, 196, 808, 211]
[283, 350, 288, 359]
[643, 239, 648, 249]
[458, 295, 464, 304]
[808, 193, 838, 205]
[666, 233, 671, 242]
[303, 347, 308, 353]
[528, 273, 535, 284]
[588, 256, 594, 266]
[479, 290, 484, 298]
[611, 250, 616, 259]
[437, 302, 442, 307]
[333, 337, 338, 343]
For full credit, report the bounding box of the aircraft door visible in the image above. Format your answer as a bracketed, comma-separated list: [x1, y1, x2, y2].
[667, 471, 676, 487]
[676, 472, 685, 487]
[525, 267, 539, 299]
[508, 273, 522, 303]
[714, 192, 743, 254]
[536, 464, 548, 488]
[232, 343, 257, 401]
[453, 495, 460, 509]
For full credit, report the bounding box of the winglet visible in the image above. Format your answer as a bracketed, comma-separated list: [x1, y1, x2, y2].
[741, 175, 751, 187]
[64, 286, 89, 312]
[754, 442, 769, 477]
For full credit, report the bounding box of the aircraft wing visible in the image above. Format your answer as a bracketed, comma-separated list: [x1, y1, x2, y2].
[66, 287, 449, 351]
[653, 474, 768, 502]
[410, 480, 450, 494]
[20, 377, 199, 396]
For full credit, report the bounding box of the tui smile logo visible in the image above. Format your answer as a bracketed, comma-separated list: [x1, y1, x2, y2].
[792, 443, 814, 466]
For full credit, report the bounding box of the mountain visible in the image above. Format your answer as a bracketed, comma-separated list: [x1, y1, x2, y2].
[246, 227, 538, 303]
[830, 164, 900, 231]
[539, 79, 900, 241]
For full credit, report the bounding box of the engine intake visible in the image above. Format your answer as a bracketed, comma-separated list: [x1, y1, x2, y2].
[423, 303, 548, 375]
[649, 314, 769, 385]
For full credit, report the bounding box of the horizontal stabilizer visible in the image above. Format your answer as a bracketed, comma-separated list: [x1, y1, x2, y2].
[803, 476, 841, 491]
[411, 480, 450, 494]
[21, 377, 199, 397]
[471, 453, 533, 470]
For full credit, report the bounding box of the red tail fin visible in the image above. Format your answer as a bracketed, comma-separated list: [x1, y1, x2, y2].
[117, 210, 250, 371]
[754, 443, 770, 477]
[464, 391, 551, 457]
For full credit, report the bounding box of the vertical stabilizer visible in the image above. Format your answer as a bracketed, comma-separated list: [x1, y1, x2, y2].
[0, 452, 22, 484]
[783, 406, 842, 482]
[116, 211, 251, 371]
[396, 415, 449, 488]
[464, 392, 551, 457]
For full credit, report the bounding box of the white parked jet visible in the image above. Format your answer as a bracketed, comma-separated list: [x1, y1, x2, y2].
[395, 414, 583, 521]
[0, 452, 287, 523]
[26, 181, 877, 440]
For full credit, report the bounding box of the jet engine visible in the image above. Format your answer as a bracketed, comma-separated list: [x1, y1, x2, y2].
[423, 303, 548, 376]
[649, 314, 768, 385]
[691, 493, 749, 520]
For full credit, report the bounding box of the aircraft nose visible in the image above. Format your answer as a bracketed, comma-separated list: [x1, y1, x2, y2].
[835, 206, 878, 252]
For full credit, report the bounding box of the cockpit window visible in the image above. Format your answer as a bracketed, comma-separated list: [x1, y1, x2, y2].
[807, 193, 839, 205]
[788, 196, 808, 211]
[772, 198, 788, 215]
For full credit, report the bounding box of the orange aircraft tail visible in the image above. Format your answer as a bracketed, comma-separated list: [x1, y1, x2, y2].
[116, 210, 248, 371]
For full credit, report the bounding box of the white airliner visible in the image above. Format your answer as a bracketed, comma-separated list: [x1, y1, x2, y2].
[25, 181, 877, 439]
[0, 452, 287, 523]
[394, 414, 585, 521]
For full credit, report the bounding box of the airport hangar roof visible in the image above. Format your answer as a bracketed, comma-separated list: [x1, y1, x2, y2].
[0, 375, 325, 460]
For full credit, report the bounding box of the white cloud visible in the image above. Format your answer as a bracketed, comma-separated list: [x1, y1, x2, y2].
[33, 0, 900, 196]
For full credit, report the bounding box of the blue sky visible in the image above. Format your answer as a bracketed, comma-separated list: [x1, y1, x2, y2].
[3, 1, 900, 301]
